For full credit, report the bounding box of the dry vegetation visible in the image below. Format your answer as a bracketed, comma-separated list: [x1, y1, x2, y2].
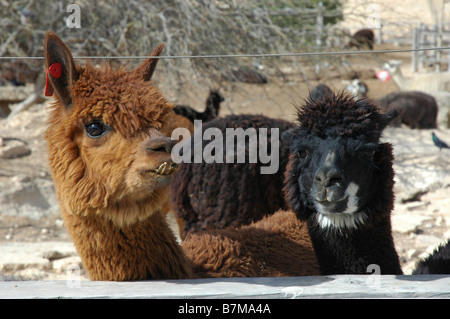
[1, 0, 347, 96]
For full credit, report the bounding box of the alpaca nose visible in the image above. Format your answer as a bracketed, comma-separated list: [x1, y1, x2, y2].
[145, 136, 174, 154]
[315, 166, 344, 187]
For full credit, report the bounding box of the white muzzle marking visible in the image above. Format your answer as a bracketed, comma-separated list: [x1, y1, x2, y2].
[315, 182, 366, 230]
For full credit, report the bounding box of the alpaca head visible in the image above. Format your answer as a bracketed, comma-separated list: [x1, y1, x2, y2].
[283, 93, 398, 230]
[310, 83, 333, 102]
[345, 79, 368, 100]
[383, 60, 402, 76]
[44, 32, 177, 227]
[206, 89, 224, 118]
[208, 89, 225, 105]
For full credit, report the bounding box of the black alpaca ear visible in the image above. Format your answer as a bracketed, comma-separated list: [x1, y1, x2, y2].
[132, 43, 165, 81]
[281, 128, 301, 149]
[44, 31, 79, 109]
[379, 109, 399, 130]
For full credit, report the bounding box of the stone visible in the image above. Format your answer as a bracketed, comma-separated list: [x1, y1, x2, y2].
[52, 256, 84, 274]
[0, 139, 31, 159]
[11, 175, 32, 184]
[43, 250, 72, 261]
[391, 207, 434, 233]
[0, 242, 78, 274]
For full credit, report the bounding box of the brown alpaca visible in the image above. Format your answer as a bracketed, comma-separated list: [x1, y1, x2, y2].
[44, 32, 319, 281]
[44, 32, 196, 280]
[183, 210, 318, 278]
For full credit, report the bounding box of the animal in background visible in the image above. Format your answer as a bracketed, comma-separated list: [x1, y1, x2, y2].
[413, 239, 450, 274]
[377, 91, 438, 129]
[383, 60, 450, 92]
[310, 83, 334, 101]
[346, 29, 375, 50]
[432, 132, 450, 150]
[173, 90, 224, 123]
[345, 78, 369, 100]
[344, 79, 438, 129]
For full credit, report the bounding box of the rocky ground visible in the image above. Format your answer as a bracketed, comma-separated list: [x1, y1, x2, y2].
[0, 48, 449, 281]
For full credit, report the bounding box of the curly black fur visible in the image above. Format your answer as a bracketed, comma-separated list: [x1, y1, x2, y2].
[412, 239, 450, 274]
[169, 114, 294, 238]
[295, 92, 397, 142]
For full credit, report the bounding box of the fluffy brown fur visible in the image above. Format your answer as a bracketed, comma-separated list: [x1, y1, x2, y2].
[46, 66, 175, 226]
[44, 32, 196, 280]
[44, 32, 320, 281]
[184, 210, 318, 278]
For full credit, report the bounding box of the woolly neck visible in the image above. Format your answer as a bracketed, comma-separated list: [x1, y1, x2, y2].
[61, 206, 194, 281]
[307, 214, 402, 275]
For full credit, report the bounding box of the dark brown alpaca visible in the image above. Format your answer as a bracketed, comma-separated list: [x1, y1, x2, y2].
[377, 91, 438, 129]
[346, 29, 375, 50]
[169, 114, 294, 238]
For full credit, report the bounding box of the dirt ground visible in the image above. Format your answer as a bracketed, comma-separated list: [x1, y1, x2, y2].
[0, 42, 449, 280]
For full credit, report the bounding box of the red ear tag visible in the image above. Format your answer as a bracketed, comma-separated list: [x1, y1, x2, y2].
[44, 69, 54, 97]
[48, 62, 62, 78]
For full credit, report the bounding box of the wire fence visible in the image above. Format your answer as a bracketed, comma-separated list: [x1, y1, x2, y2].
[1, 46, 450, 60]
[2, 0, 450, 121]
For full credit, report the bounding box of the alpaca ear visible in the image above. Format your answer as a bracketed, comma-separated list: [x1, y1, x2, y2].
[281, 128, 301, 148]
[379, 109, 399, 130]
[132, 43, 165, 81]
[44, 31, 79, 109]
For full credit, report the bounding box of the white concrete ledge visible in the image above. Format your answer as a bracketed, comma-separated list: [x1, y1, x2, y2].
[0, 275, 449, 299]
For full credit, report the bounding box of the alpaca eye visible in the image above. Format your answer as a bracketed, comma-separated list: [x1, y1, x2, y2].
[360, 150, 375, 159]
[85, 121, 110, 138]
[298, 150, 309, 159]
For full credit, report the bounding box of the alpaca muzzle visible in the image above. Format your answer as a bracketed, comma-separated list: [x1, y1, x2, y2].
[312, 163, 348, 205]
[313, 181, 360, 216]
[152, 161, 178, 176]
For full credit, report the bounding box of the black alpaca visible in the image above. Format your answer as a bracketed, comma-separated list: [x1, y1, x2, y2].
[170, 114, 294, 238]
[413, 239, 450, 274]
[173, 90, 224, 123]
[283, 93, 403, 275]
[310, 83, 333, 102]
